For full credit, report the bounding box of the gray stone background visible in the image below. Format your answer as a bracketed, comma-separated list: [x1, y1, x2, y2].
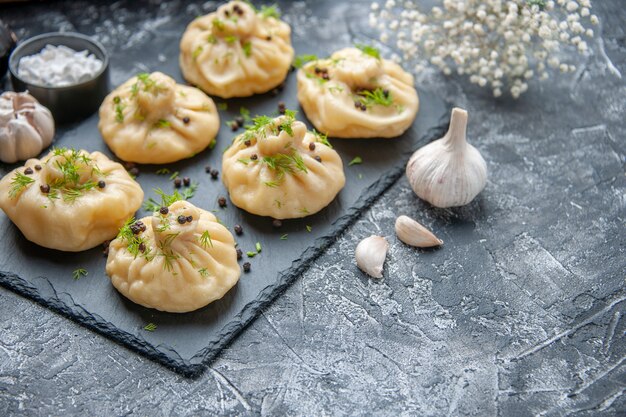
[0, 1, 624, 415]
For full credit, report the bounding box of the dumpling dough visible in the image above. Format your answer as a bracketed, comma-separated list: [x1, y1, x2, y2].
[297, 47, 419, 138]
[106, 200, 241, 313]
[179, 1, 294, 98]
[0, 148, 144, 252]
[222, 112, 345, 219]
[98, 71, 220, 164]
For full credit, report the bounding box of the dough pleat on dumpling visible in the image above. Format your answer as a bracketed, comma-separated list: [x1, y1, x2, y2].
[0, 148, 144, 252]
[297, 46, 419, 138]
[106, 200, 241, 313]
[98, 71, 220, 164]
[222, 112, 345, 219]
[179, 1, 294, 98]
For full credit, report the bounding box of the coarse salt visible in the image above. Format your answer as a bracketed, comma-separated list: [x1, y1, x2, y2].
[17, 44, 103, 87]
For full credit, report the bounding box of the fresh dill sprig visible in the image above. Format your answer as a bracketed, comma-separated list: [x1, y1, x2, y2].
[192, 46, 203, 60]
[349, 156, 363, 166]
[280, 234, 288, 240]
[113, 96, 125, 123]
[312, 129, 332, 148]
[356, 43, 381, 60]
[158, 233, 180, 272]
[131, 72, 162, 96]
[181, 181, 199, 200]
[168, 171, 179, 181]
[212, 18, 225, 31]
[255, 242, 262, 253]
[117, 217, 152, 259]
[144, 323, 157, 332]
[8, 172, 35, 199]
[259, 4, 281, 19]
[209, 138, 217, 150]
[293, 54, 318, 69]
[142, 188, 185, 212]
[154, 119, 171, 129]
[72, 268, 88, 280]
[42, 148, 103, 203]
[246, 251, 257, 258]
[217, 102, 228, 111]
[198, 268, 209, 278]
[355, 87, 393, 109]
[207, 34, 217, 44]
[242, 41, 252, 58]
[306, 225, 312, 232]
[156, 168, 171, 175]
[199, 230, 213, 249]
[225, 35, 238, 44]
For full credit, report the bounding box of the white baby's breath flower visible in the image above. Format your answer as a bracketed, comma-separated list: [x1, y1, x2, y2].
[373, 0, 598, 98]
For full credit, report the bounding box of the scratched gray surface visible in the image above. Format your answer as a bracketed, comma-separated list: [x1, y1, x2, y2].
[0, 0, 625, 416]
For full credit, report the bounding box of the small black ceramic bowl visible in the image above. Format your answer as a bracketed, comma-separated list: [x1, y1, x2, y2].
[9, 32, 109, 124]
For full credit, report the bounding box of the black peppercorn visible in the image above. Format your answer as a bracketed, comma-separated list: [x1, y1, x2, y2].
[210, 169, 219, 179]
[159, 206, 169, 215]
[218, 197, 227, 207]
[98, 180, 106, 189]
[40, 184, 50, 193]
[34, 165, 42, 171]
[315, 155, 322, 162]
[129, 167, 140, 177]
[235, 116, 244, 127]
[183, 177, 191, 187]
[174, 177, 182, 188]
[230, 121, 239, 132]
[205, 165, 212, 173]
[382, 89, 389, 98]
[314, 67, 321, 74]
[138, 243, 146, 253]
[354, 101, 361, 108]
[24, 167, 33, 175]
[236, 248, 243, 260]
[322, 73, 330, 80]
[186, 215, 193, 223]
[244, 139, 251, 147]
[278, 101, 286, 114]
[139, 222, 147, 232]
[243, 262, 251, 272]
[360, 103, 367, 111]
[309, 142, 316, 151]
[183, 116, 190, 124]
[177, 215, 186, 224]
[250, 154, 258, 161]
[266, 35, 272, 41]
[234, 224, 243, 235]
[272, 219, 282, 228]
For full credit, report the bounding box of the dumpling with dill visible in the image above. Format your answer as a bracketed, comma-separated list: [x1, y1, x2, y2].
[179, 1, 294, 98]
[296, 45, 419, 138]
[98, 71, 220, 164]
[106, 193, 240, 313]
[0, 148, 143, 252]
[222, 111, 345, 219]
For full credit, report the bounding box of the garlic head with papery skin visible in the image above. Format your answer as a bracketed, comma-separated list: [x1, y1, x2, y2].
[395, 215, 443, 248]
[355, 235, 389, 279]
[406, 107, 487, 208]
[0, 91, 54, 164]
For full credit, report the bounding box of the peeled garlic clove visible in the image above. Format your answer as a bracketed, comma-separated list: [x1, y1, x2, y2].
[406, 107, 487, 208]
[355, 235, 389, 279]
[395, 215, 443, 248]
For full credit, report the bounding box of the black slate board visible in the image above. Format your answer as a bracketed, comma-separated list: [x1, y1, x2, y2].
[0, 0, 449, 377]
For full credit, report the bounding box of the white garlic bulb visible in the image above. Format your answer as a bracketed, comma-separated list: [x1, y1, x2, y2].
[395, 215, 443, 248]
[0, 92, 54, 164]
[355, 235, 389, 278]
[406, 107, 487, 208]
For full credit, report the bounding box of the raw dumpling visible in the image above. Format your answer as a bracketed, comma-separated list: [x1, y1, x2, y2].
[98, 71, 220, 164]
[179, 1, 294, 98]
[297, 46, 419, 138]
[0, 148, 144, 252]
[106, 199, 241, 313]
[222, 112, 345, 219]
